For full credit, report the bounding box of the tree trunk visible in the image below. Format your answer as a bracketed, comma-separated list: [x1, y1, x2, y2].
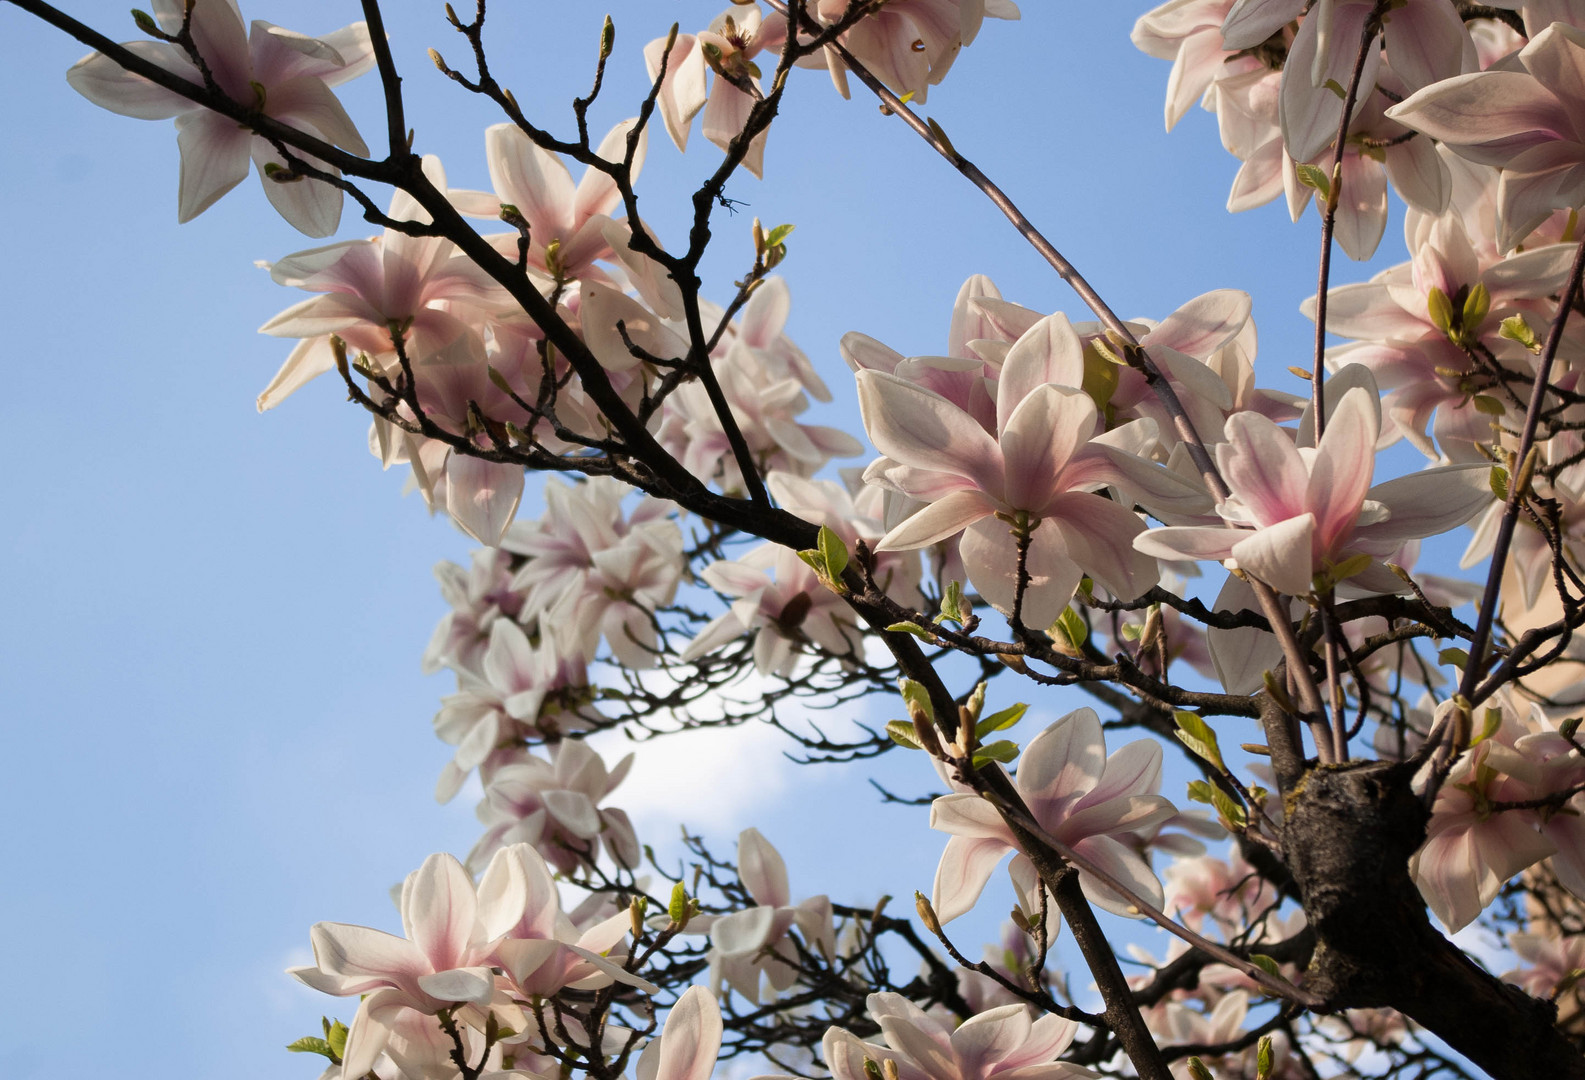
[1281, 760, 1585, 1079]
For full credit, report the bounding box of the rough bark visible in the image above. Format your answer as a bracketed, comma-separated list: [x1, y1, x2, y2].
[1281, 760, 1585, 1079]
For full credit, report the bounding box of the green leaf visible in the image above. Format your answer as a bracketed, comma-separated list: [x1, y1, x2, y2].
[1439, 647, 1470, 669]
[326, 1020, 348, 1060]
[938, 579, 969, 625]
[1294, 163, 1330, 199]
[1248, 953, 1282, 978]
[972, 740, 1020, 767]
[1323, 77, 1347, 98]
[1048, 606, 1088, 650]
[1426, 285, 1454, 335]
[818, 525, 849, 581]
[764, 223, 796, 247]
[1472, 394, 1506, 416]
[886, 621, 935, 640]
[1256, 1034, 1275, 1080]
[796, 548, 826, 577]
[899, 678, 934, 722]
[669, 881, 689, 924]
[1208, 783, 1248, 830]
[887, 720, 924, 749]
[1500, 314, 1542, 353]
[1186, 1059, 1215, 1080]
[1471, 706, 1503, 746]
[1185, 779, 1215, 805]
[1173, 710, 1225, 771]
[287, 1037, 337, 1062]
[976, 702, 1028, 740]
[1490, 465, 1509, 501]
[1463, 280, 1491, 334]
[1328, 551, 1373, 584]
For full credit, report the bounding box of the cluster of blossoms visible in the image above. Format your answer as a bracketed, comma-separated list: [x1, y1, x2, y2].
[52, 0, 1585, 1076]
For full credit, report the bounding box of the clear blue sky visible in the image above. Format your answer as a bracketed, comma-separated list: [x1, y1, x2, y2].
[0, 4, 1407, 1078]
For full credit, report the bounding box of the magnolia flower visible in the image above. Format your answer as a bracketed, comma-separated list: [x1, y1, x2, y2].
[633, 987, 723, 1080]
[468, 738, 640, 875]
[1135, 376, 1490, 597]
[452, 120, 648, 283]
[930, 707, 1178, 922]
[806, 1, 1021, 105]
[699, 828, 835, 1003]
[857, 312, 1197, 630]
[643, 8, 788, 178]
[1388, 22, 1585, 250]
[67, 0, 373, 234]
[823, 992, 1090, 1080]
[1132, 0, 1241, 130]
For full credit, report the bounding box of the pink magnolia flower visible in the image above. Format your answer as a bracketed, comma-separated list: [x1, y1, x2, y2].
[930, 707, 1178, 922]
[451, 120, 648, 283]
[67, 0, 373, 235]
[857, 311, 1195, 630]
[468, 738, 640, 875]
[698, 828, 835, 1003]
[424, 547, 525, 677]
[1505, 930, 1585, 998]
[1135, 377, 1491, 597]
[633, 986, 723, 1080]
[1132, 0, 1241, 130]
[644, 8, 788, 178]
[823, 992, 1088, 1080]
[806, 1, 1021, 105]
[1388, 22, 1585, 250]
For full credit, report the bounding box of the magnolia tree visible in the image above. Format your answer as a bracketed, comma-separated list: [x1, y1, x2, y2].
[17, 0, 1585, 1076]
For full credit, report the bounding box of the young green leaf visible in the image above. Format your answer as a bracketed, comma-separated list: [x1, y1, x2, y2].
[976, 702, 1028, 740]
[1173, 710, 1225, 771]
[886, 720, 924, 749]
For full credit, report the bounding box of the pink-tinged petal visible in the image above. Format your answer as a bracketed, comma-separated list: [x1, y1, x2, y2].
[582, 282, 688, 371]
[1221, 0, 1305, 50]
[1143, 289, 1252, 360]
[251, 139, 343, 237]
[643, 34, 708, 151]
[949, 274, 1004, 358]
[951, 1005, 1031, 1076]
[543, 789, 602, 838]
[1044, 492, 1154, 601]
[875, 1003, 961, 1080]
[1061, 794, 1177, 842]
[1219, 410, 1308, 526]
[1307, 387, 1376, 551]
[857, 370, 1004, 492]
[1385, 132, 1451, 214]
[341, 987, 409, 1080]
[1207, 572, 1287, 694]
[269, 75, 369, 154]
[1071, 834, 1166, 916]
[250, 20, 375, 84]
[310, 921, 426, 982]
[657, 985, 723, 1080]
[841, 331, 904, 373]
[971, 520, 1084, 631]
[997, 313, 1086, 433]
[416, 965, 495, 1004]
[1165, 28, 1228, 130]
[1308, 281, 1431, 341]
[702, 80, 762, 176]
[474, 844, 539, 943]
[1495, 142, 1585, 251]
[738, 827, 791, 908]
[1413, 826, 1481, 931]
[1520, 22, 1585, 108]
[174, 110, 251, 222]
[932, 834, 1013, 923]
[1018, 709, 1106, 816]
[1012, 1014, 1080, 1067]
[1357, 463, 1490, 543]
[931, 792, 1017, 841]
[484, 123, 576, 239]
[740, 275, 791, 350]
[1090, 738, 1165, 804]
[403, 853, 479, 973]
[1087, 444, 1214, 517]
[1001, 385, 1098, 510]
[256, 335, 336, 411]
[1334, 151, 1388, 261]
[1133, 524, 1240, 563]
[1387, 71, 1573, 163]
[824, 1029, 895, 1080]
[1231, 513, 1316, 595]
[66, 41, 199, 118]
[1281, 6, 1382, 162]
[711, 906, 779, 956]
[182, 0, 251, 97]
[576, 118, 647, 221]
[445, 455, 524, 547]
[1383, 0, 1468, 91]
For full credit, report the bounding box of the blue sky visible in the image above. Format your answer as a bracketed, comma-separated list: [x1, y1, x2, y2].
[0, 4, 1414, 1078]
